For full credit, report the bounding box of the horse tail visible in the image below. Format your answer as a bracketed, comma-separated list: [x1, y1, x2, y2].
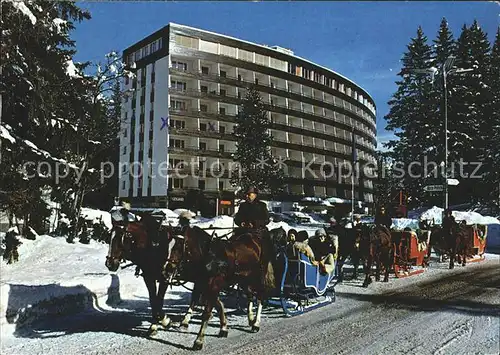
[263, 261, 276, 290]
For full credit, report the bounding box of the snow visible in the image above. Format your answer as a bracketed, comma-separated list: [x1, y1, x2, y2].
[80, 208, 112, 229]
[409, 206, 500, 225]
[52, 18, 67, 33]
[8, 0, 37, 25]
[0, 236, 142, 337]
[0, 125, 16, 143]
[65, 60, 81, 78]
[392, 218, 420, 230]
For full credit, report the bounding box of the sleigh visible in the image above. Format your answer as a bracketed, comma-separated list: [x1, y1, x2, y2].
[464, 224, 487, 263]
[391, 230, 429, 278]
[268, 244, 337, 316]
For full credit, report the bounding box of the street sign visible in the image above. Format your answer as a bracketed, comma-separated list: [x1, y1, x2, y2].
[424, 185, 444, 192]
[447, 178, 459, 186]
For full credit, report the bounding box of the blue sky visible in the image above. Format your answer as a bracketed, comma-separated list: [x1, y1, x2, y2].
[72, 1, 500, 149]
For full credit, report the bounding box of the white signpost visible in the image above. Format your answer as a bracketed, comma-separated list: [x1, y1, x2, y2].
[424, 185, 444, 192]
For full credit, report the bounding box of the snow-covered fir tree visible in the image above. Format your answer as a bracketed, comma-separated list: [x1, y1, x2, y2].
[450, 21, 491, 203]
[385, 27, 435, 208]
[231, 88, 285, 197]
[1, 0, 90, 235]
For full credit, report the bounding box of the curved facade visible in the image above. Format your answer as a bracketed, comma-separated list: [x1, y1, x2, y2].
[119, 23, 377, 212]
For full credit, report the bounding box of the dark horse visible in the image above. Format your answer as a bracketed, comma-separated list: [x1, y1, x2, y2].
[105, 210, 172, 335]
[429, 223, 472, 269]
[333, 226, 365, 282]
[191, 227, 278, 350]
[362, 225, 393, 287]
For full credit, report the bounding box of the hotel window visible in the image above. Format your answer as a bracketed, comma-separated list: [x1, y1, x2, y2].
[201, 66, 209, 74]
[170, 99, 186, 111]
[169, 139, 185, 148]
[201, 85, 208, 93]
[219, 125, 226, 134]
[220, 70, 226, 78]
[199, 123, 207, 131]
[200, 104, 208, 112]
[123, 128, 127, 137]
[219, 181, 224, 191]
[173, 178, 184, 189]
[220, 89, 226, 96]
[199, 142, 207, 150]
[171, 80, 186, 91]
[122, 180, 126, 189]
[219, 144, 225, 153]
[175, 34, 197, 49]
[122, 146, 127, 155]
[198, 180, 206, 190]
[219, 107, 226, 115]
[172, 60, 187, 71]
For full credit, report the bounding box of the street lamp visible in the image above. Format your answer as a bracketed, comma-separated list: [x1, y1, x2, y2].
[407, 56, 473, 209]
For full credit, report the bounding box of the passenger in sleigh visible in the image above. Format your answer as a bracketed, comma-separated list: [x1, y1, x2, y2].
[292, 229, 338, 275]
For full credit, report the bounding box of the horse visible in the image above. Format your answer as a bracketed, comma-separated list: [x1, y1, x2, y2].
[362, 224, 393, 287]
[192, 227, 277, 350]
[428, 223, 472, 269]
[105, 210, 172, 335]
[332, 225, 365, 282]
[164, 226, 287, 334]
[449, 221, 473, 269]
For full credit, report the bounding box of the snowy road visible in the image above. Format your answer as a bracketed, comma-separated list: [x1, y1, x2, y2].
[3, 257, 499, 355]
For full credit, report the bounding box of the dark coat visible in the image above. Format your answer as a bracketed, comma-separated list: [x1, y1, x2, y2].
[442, 215, 456, 235]
[234, 199, 269, 229]
[374, 212, 392, 229]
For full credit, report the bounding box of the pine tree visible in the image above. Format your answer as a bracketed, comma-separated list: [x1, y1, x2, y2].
[385, 27, 434, 208]
[429, 18, 457, 165]
[1, 0, 90, 235]
[231, 88, 285, 197]
[483, 27, 500, 210]
[450, 21, 491, 203]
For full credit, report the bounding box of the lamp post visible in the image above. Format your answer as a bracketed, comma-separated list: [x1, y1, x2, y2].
[408, 56, 472, 209]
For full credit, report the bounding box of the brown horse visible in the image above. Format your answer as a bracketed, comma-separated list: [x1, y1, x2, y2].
[362, 225, 393, 287]
[105, 210, 172, 335]
[192, 228, 276, 350]
[162, 225, 227, 331]
[428, 223, 472, 269]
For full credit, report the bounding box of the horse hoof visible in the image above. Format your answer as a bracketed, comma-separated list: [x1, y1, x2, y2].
[219, 329, 228, 338]
[159, 316, 171, 329]
[147, 325, 158, 337]
[383, 278, 389, 283]
[193, 341, 204, 351]
[462, 263, 466, 267]
[180, 322, 189, 329]
[251, 325, 260, 333]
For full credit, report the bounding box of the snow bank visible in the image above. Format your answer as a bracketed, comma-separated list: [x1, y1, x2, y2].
[409, 206, 500, 225]
[0, 236, 145, 336]
[80, 208, 112, 229]
[392, 218, 419, 231]
[0, 124, 16, 143]
[189, 215, 319, 238]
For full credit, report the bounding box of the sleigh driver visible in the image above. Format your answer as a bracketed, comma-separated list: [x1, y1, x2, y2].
[233, 186, 270, 238]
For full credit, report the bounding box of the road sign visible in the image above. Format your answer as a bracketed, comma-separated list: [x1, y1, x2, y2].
[447, 178, 459, 186]
[424, 185, 444, 192]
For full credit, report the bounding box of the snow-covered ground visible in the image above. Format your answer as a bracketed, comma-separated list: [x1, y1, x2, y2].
[0, 235, 187, 339]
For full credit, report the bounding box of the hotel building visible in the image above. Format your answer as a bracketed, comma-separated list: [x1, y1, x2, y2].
[119, 23, 377, 215]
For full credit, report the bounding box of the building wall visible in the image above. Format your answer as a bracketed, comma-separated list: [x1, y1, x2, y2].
[119, 23, 377, 208]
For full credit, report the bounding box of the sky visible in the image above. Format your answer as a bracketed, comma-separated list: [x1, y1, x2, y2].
[72, 1, 500, 150]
